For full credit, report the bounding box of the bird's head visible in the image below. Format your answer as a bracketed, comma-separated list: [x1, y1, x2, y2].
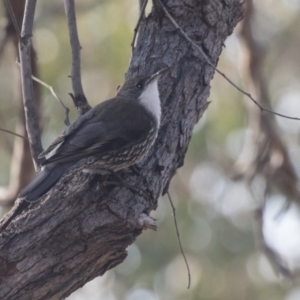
[117, 67, 170, 100]
[117, 67, 170, 124]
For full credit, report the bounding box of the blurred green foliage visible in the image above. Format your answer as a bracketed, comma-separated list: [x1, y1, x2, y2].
[1, 0, 300, 299]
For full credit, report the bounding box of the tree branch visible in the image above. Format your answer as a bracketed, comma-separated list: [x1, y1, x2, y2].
[234, 0, 300, 204]
[157, 0, 300, 121]
[0, 0, 40, 207]
[63, 0, 91, 116]
[19, 0, 43, 170]
[0, 1, 244, 298]
[232, 0, 299, 278]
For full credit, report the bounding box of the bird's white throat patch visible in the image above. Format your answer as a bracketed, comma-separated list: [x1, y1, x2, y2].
[139, 79, 161, 126]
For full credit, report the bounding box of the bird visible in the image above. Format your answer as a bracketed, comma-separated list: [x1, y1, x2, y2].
[18, 67, 170, 202]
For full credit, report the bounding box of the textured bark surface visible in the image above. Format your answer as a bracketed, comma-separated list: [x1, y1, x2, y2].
[0, 1, 243, 299]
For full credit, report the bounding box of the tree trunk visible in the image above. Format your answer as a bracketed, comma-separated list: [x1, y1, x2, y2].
[0, 1, 243, 299]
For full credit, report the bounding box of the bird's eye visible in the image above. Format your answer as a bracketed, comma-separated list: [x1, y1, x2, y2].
[135, 82, 143, 89]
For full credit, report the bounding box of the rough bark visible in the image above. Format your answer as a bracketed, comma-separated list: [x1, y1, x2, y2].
[0, 1, 243, 299]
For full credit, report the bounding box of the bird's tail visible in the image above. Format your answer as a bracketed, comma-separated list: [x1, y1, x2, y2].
[18, 162, 74, 202]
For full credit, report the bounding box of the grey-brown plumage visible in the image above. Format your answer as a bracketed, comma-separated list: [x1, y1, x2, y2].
[19, 68, 169, 202]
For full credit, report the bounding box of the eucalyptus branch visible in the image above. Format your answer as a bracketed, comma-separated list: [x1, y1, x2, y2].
[63, 0, 91, 116]
[158, 0, 300, 121]
[19, 0, 43, 171]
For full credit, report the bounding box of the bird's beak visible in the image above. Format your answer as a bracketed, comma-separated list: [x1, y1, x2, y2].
[148, 67, 171, 83]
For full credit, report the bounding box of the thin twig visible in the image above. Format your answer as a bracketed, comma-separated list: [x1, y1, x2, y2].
[15, 61, 70, 126]
[19, 0, 43, 171]
[4, 0, 22, 42]
[157, 0, 300, 121]
[131, 0, 148, 54]
[64, 0, 91, 116]
[32, 76, 70, 126]
[0, 128, 28, 140]
[167, 191, 191, 289]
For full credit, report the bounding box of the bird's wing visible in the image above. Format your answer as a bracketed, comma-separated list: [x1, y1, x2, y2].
[39, 106, 96, 160]
[41, 98, 153, 165]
